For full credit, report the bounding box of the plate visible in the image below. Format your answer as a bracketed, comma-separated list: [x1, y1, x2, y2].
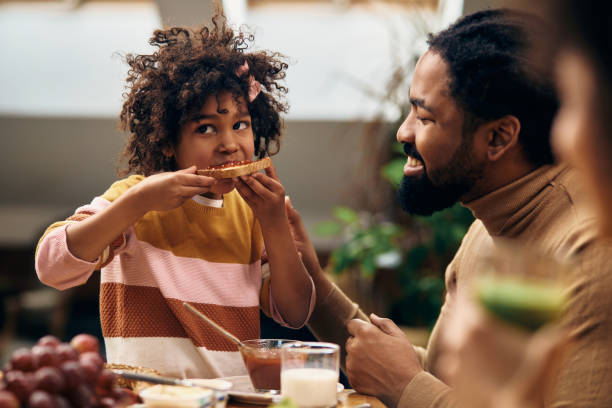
[219, 375, 344, 406]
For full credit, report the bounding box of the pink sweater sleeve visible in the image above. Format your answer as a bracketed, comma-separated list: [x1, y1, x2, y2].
[268, 275, 316, 329]
[35, 197, 128, 291]
[35, 223, 100, 290]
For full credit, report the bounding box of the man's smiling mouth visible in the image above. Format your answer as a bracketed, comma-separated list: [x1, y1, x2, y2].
[406, 156, 423, 168]
[403, 155, 425, 176]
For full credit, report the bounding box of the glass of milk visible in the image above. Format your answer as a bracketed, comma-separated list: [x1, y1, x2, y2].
[280, 342, 340, 408]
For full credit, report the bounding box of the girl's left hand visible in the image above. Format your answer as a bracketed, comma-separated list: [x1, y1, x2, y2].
[235, 162, 286, 224]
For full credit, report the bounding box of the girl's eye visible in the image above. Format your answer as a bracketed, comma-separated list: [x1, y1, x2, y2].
[234, 121, 249, 130]
[417, 117, 434, 124]
[197, 124, 215, 134]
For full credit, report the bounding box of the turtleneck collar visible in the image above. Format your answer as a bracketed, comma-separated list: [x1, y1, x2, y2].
[463, 164, 569, 236]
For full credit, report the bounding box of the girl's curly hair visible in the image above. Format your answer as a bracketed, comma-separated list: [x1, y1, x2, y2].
[118, 15, 289, 176]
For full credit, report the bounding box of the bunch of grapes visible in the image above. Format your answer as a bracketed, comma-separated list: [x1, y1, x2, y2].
[0, 334, 139, 408]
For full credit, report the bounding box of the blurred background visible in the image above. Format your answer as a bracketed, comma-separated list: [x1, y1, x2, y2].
[0, 0, 504, 364]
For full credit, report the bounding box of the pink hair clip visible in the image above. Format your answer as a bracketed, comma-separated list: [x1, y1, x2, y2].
[236, 61, 262, 102]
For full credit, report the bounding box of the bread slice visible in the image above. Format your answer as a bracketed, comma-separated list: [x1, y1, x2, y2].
[196, 157, 272, 179]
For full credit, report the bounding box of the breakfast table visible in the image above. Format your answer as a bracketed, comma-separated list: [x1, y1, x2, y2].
[226, 390, 386, 408]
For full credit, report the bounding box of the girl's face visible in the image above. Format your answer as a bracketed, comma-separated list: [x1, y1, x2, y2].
[552, 50, 612, 236]
[174, 91, 255, 199]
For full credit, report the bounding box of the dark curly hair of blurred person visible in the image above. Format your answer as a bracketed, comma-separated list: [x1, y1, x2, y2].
[118, 15, 289, 176]
[427, 9, 558, 167]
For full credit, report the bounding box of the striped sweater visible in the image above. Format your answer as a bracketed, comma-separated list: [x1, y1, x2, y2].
[35, 175, 309, 379]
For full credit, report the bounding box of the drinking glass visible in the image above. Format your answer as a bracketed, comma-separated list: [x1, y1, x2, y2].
[472, 239, 572, 331]
[239, 339, 293, 393]
[280, 342, 340, 408]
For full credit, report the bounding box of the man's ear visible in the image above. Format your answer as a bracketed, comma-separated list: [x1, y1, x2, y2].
[485, 115, 521, 162]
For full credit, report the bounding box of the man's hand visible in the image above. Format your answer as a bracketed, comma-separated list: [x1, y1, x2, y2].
[346, 314, 423, 407]
[284, 197, 321, 273]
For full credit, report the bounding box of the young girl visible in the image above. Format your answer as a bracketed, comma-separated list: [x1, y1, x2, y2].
[34, 16, 314, 379]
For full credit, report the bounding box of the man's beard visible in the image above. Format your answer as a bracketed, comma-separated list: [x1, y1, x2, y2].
[397, 138, 484, 216]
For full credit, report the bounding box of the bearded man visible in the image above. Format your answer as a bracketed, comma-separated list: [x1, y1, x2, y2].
[287, 8, 612, 408]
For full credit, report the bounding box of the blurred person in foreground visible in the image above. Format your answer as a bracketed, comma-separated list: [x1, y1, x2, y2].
[286, 8, 612, 408]
[436, 1, 612, 407]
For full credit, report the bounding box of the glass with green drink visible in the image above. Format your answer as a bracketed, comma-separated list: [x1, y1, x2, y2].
[473, 241, 571, 331]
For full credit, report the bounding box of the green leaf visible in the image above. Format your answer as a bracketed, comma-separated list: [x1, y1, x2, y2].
[333, 206, 359, 224]
[360, 255, 378, 277]
[313, 221, 343, 237]
[379, 223, 402, 237]
[381, 158, 406, 187]
[359, 235, 377, 249]
[345, 241, 363, 259]
[405, 245, 429, 271]
[330, 251, 351, 275]
[417, 276, 444, 293]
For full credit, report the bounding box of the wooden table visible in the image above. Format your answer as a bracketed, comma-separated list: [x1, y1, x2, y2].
[227, 390, 386, 408]
[338, 390, 386, 408]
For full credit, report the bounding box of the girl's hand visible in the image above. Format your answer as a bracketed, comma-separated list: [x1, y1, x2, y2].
[129, 166, 217, 213]
[235, 163, 286, 225]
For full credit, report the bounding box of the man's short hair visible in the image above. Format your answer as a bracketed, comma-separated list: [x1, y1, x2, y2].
[427, 9, 558, 166]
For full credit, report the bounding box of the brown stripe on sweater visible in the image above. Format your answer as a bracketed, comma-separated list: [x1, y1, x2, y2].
[100, 283, 260, 351]
[167, 300, 260, 352]
[100, 283, 187, 338]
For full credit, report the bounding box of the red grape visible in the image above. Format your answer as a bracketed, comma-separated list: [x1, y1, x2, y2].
[79, 361, 100, 384]
[70, 334, 99, 355]
[96, 369, 117, 392]
[31, 345, 58, 369]
[36, 335, 61, 349]
[0, 332, 120, 408]
[56, 344, 79, 363]
[0, 390, 19, 408]
[4, 371, 36, 402]
[28, 390, 54, 408]
[68, 384, 95, 408]
[9, 348, 35, 372]
[79, 352, 103, 372]
[59, 361, 84, 389]
[78, 353, 103, 384]
[54, 394, 72, 408]
[34, 366, 66, 393]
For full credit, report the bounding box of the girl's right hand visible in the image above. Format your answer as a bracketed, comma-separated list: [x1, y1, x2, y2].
[129, 166, 217, 213]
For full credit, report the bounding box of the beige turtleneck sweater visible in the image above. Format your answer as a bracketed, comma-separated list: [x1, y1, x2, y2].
[307, 164, 612, 408]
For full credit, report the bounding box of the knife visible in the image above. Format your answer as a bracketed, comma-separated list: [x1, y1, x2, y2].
[112, 370, 225, 391]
